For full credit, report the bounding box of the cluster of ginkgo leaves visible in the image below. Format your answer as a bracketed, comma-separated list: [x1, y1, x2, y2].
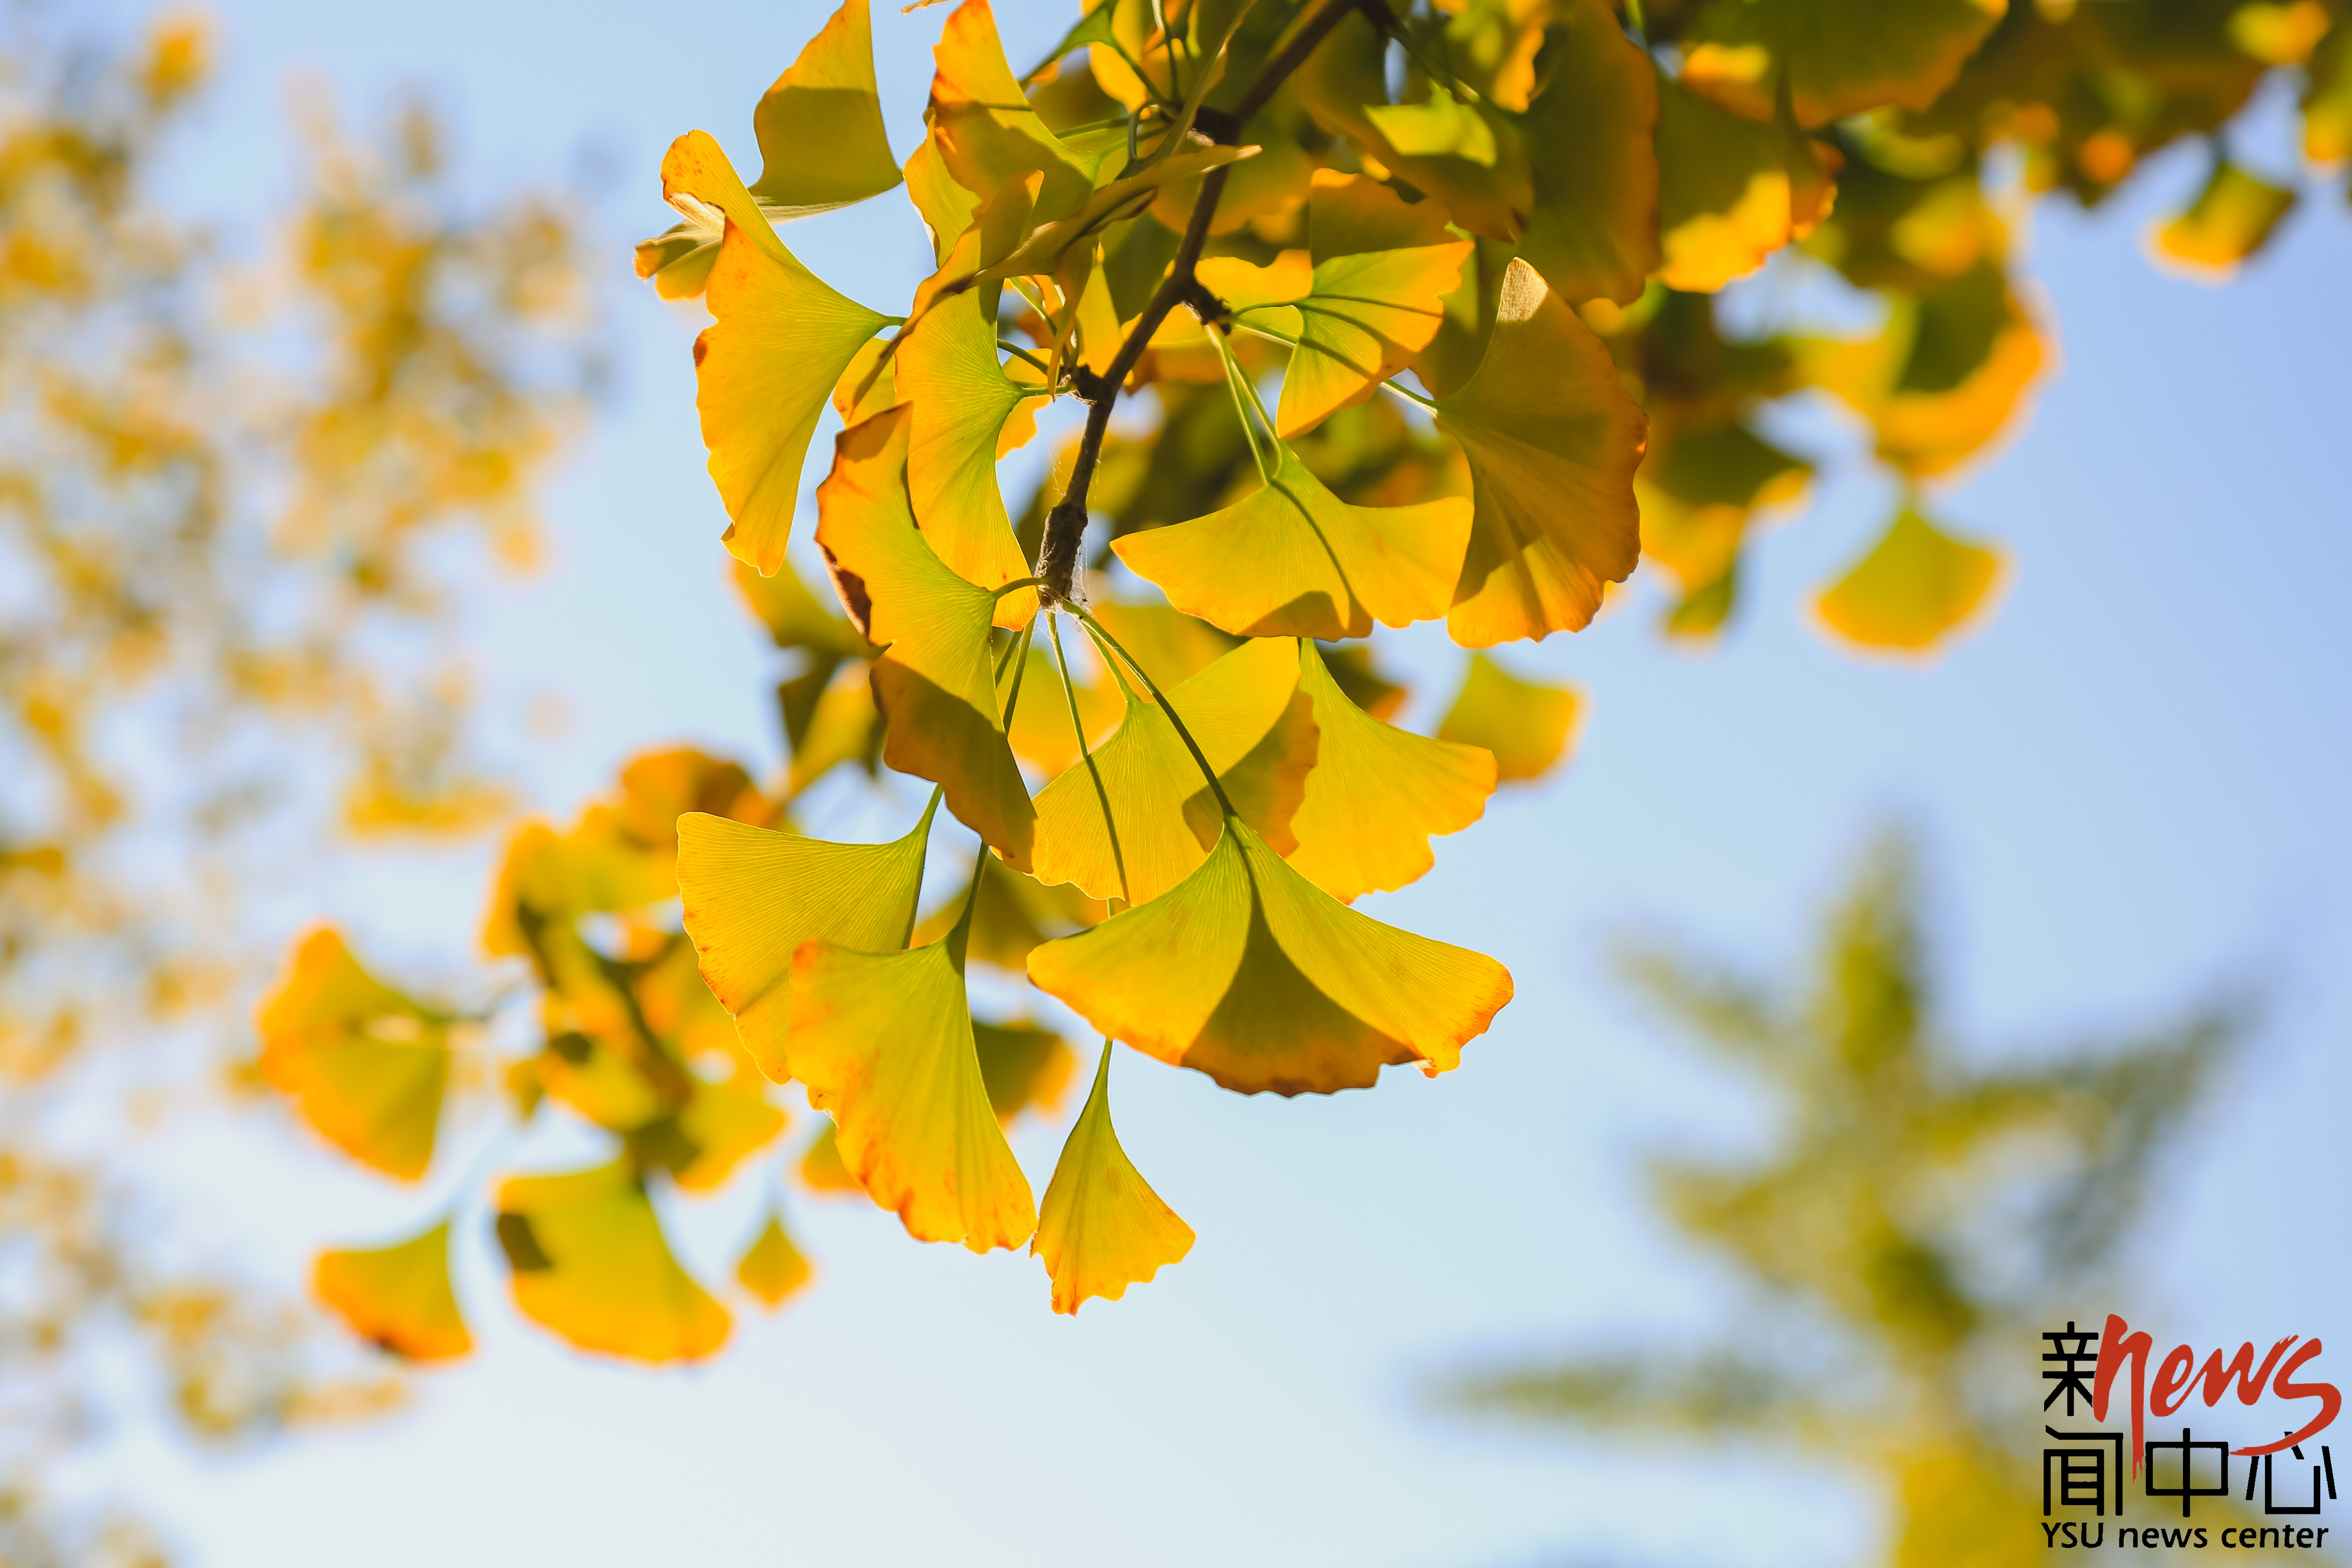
[265, 0, 2351, 1363]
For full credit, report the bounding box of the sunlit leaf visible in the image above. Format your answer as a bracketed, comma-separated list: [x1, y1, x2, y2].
[973, 145, 1258, 287]
[1034, 1045, 1194, 1314]
[910, 853, 1104, 970]
[813, 408, 1037, 863]
[1029, 818, 1514, 1096]
[1089, 598, 1238, 685]
[1439, 258, 1647, 647]
[1656, 72, 1801, 293]
[1004, 640, 1124, 778]
[2231, 0, 2333, 65]
[928, 0, 1105, 226]
[313, 1221, 471, 1361]
[2147, 160, 2299, 282]
[1515, 0, 1660, 306]
[895, 292, 1047, 618]
[747, 0, 903, 217]
[1680, 0, 2009, 128]
[670, 1074, 790, 1192]
[256, 928, 449, 1181]
[1284, 641, 1492, 902]
[798, 1122, 863, 1193]
[788, 940, 1038, 1252]
[676, 799, 935, 1083]
[1812, 506, 2006, 654]
[496, 1160, 730, 1363]
[735, 1213, 814, 1308]
[1434, 653, 1582, 784]
[974, 1019, 1078, 1125]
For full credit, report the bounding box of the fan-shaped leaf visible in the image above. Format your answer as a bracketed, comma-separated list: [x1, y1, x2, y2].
[1516, 0, 1660, 306]
[974, 1020, 1078, 1125]
[895, 293, 1046, 619]
[313, 1221, 471, 1361]
[735, 1213, 814, 1308]
[1813, 506, 2005, 654]
[1434, 653, 1582, 783]
[929, 0, 1105, 226]
[257, 928, 449, 1181]
[748, 0, 902, 216]
[1034, 1046, 1194, 1314]
[495, 1161, 730, 1363]
[2148, 161, 2298, 282]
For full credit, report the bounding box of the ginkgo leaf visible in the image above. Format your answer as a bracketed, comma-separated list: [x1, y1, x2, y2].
[747, 0, 902, 217]
[534, 1031, 666, 1133]
[1637, 417, 1811, 639]
[313, 1221, 470, 1361]
[928, 0, 1105, 227]
[910, 853, 1103, 970]
[670, 1075, 789, 1192]
[1515, 0, 1660, 306]
[2306, 30, 2352, 163]
[735, 1213, 814, 1308]
[895, 292, 1046, 619]
[1284, 641, 1493, 902]
[1656, 71, 1801, 293]
[257, 928, 449, 1181]
[1028, 817, 1514, 1096]
[1434, 653, 1583, 783]
[905, 131, 982, 266]
[676, 800, 935, 1082]
[1033, 1045, 1194, 1314]
[1089, 598, 1238, 684]
[1679, 0, 2009, 128]
[787, 940, 1037, 1252]
[972, 145, 1258, 287]
[666, 130, 894, 576]
[2147, 161, 2299, 282]
[813, 408, 1037, 864]
[974, 1019, 1077, 1125]
[798, 1122, 863, 1193]
[1812, 506, 2006, 654]
[1113, 447, 1470, 640]
[1029, 635, 1315, 905]
[496, 1160, 730, 1363]
[1004, 641, 1124, 778]
[1438, 258, 1647, 647]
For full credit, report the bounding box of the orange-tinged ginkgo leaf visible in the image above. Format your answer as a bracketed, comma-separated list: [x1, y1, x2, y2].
[814, 409, 1037, 864]
[1029, 635, 1315, 905]
[1680, 0, 2009, 128]
[2147, 161, 2299, 283]
[1655, 71, 1800, 293]
[1515, 0, 1660, 306]
[676, 800, 935, 1083]
[665, 131, 893, 576]
[1813, 506, 2006, 655]
[1284, 641, 1493, 902]
[1033, 1045, 1194, 1314]
[1028, 818, 1514, 1096]
[1113, 448, 1470, 640]
[895, 292, 1046, 620]
[495, 1160, 729, 1363]
[787, 941, 1037, 1252]
[735, 1212, 813, 1308]
[257, 928, 449, 1181]
[313, 1221, 470, 1361]
[1438, 258, 1647, 647]
[747, 0, 902, 217]
[929, 0, 1105, 225]
[1434, 652, 1583, 783]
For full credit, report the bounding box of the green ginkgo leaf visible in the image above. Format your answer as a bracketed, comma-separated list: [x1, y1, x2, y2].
[747, 0, 902, 217]
[1812, 506, 2005, 655]
[496, 1161, 730, 1363]
[1515, 0, 1660, 306]
[313, 1221, 471, 1361]
[1034, 1045, 1194, 1314]
[1434, 652, 1583, 784]
[1439, 258, 1647, 647]
[256, 927, 449, 1181]
[813, 408, 1037, 866]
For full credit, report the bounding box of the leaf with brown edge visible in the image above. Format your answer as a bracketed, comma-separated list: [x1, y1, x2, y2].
[974, 1019, 1077, 1125]
[895, 292, 1047, 623]
[1679, 0, 2009, 129]
[1438, 258, 1647, 647]
[1434, 652, 1582, 784]
[814, 408, 1037, 865]
[2147, 161, 2298, 283]
[1113, 447, 1470, 641]
[735, 1212, 814, 1309]
[1515, 0, 1660, 307]
[1029, 635, 1316, 906]
[746, 0, 902, 218]
[676, 799, 935, 1085]
[257, 927, 449, 1181]
[313, 1221, 470, 1361]
[495, 1160, 729, 1363]
[666, 130, 893, 577]
[787, 940, 1037, 1253]
[1028, 818, 1514, 1096]
[1285, 640, 1493, 903]
[928, 0, 1105, 228]
[1812, 506, 2005, 655]
[1034, 1045, 1194, 1314]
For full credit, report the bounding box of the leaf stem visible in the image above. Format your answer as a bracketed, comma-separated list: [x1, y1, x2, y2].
[1209, 327, 1276, 481]
[1049, 614, 1132, 908]
[1072, 606, 1236, 819]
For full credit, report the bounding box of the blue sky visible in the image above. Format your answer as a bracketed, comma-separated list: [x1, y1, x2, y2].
[93, 2, 2352, 1563]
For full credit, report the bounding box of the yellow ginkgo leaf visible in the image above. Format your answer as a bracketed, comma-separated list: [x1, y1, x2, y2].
[928, 0, 1105, 227]
[905, 130, 981, 266]
[895, 292, 1046, 620]
[1033, 1045, 1194, 1314]
[670, 1075, 789, 1193]
[1088, 598, 1238, 685]
[1434, 653, 1583, 784]
[1438, 258, 1647, 647]
[665, 130, 893, 577]
[1113, 447, 1470, 640]
[495, 1160, 730, 1363]
[746, 0, 902, 217]
[735, 1213, 814, 1309]
[1285, 641, 1494, 902]
[787, 941, 1038, 1253]
[2148, 161, 2299, 283]
[1655, 71, 1798, 293]
[1028, 817, 1515, 1096]
[909, 853, 1104, 971]
[313, 1221, 470, 1361]
[1029, 635, 1315, 906]
[1812, 506, 2006, 655]
[972, 145, 1259, 287]
[676, 800, 935, 1083]
[2305, 30, 2352, 163]
[256, 927, 449, 1181]
[813, 408, 1037, 865]
[1515, 0, 1661, 307]
[974, 1019, 1077, 1125]
[1004, 640, 1123, 778]
[1680, 0, 2008, 128]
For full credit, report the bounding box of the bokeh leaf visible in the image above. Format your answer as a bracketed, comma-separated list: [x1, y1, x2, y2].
[496, 1161, 730, 1363]
[257, 928, 449, 1181]
[1434, 652, 1582, 783]
[1812, 505, 2005, 654]
[2148, 160, 2298, 282]
[1515, 0, 1661, 306]
[735, 1213, 814, 1308]
[313, 1221, 471, 1361]
[1680, 0, 2009, 128]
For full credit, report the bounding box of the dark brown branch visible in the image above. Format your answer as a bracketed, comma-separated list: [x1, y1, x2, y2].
[1036, 0, 1375, 605]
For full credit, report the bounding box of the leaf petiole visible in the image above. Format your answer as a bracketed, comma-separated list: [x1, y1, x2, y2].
[1049, 615, 1131, 908]
[1071, 606, 1237, 820]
